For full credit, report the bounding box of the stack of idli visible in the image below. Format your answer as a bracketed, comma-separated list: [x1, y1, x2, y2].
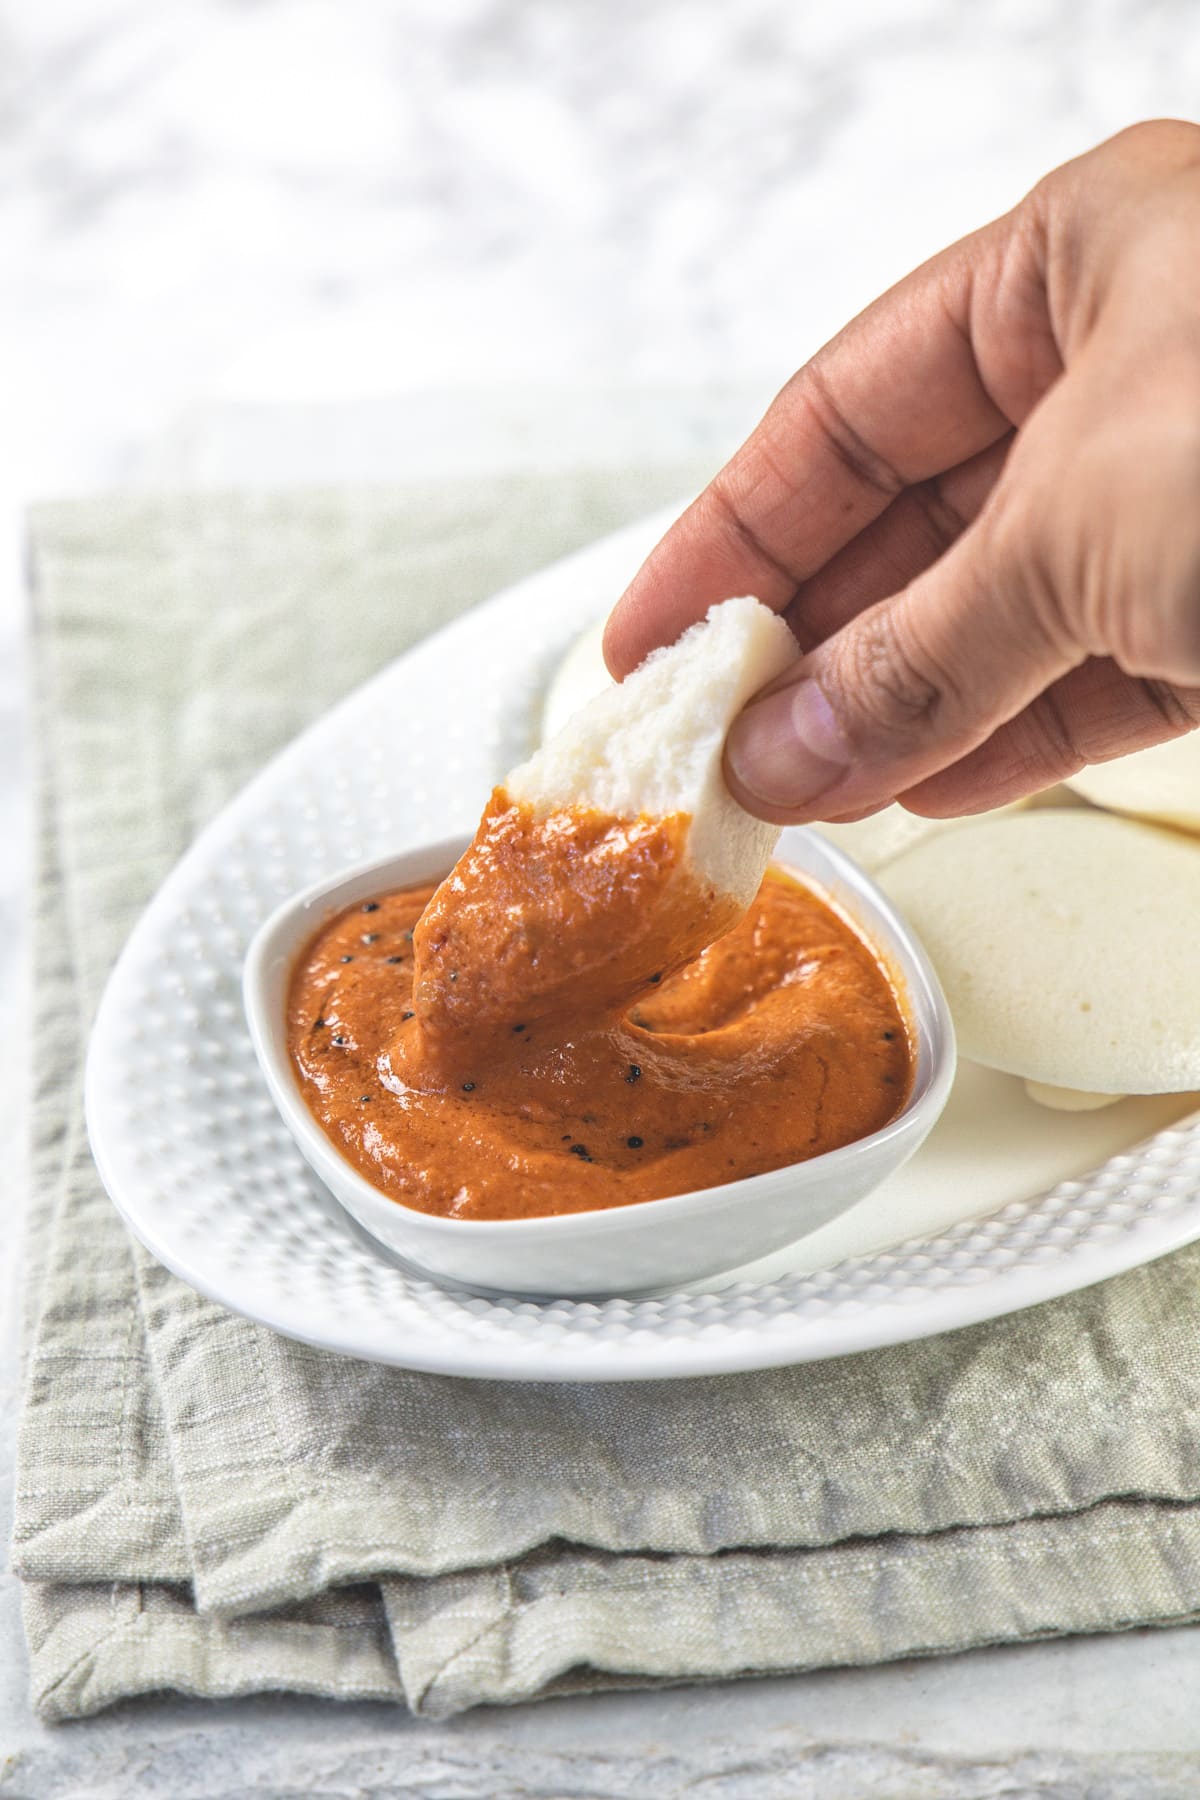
[543, 618, 1200, 1111]
[879, 734, 1200, 1108]
[880, 809, 1200, 1109]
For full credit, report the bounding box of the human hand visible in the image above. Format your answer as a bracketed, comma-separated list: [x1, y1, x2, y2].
[604, 121, 1200, 825]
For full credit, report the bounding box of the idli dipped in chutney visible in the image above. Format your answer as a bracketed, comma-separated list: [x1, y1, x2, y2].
[288, 598, 917, 1221]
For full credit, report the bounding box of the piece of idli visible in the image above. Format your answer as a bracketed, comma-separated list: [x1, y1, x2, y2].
[1065, 732, 1200, 834]
[512, 595, 798, 907]
[879, 810, 1200, 1093]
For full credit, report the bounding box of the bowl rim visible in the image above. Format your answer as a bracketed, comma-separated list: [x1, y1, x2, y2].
[242, 825, 957, 1243]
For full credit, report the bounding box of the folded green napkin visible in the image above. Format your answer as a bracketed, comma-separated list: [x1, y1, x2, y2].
[14, 473, 1200, 1723]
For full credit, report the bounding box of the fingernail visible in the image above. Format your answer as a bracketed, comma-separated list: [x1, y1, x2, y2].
[726, 680, 850, 809]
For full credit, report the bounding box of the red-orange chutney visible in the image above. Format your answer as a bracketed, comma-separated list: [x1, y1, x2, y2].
[286, 796, 912, 1221]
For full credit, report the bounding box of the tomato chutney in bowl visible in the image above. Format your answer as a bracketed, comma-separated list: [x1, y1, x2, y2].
[244, 825, 954, 1297]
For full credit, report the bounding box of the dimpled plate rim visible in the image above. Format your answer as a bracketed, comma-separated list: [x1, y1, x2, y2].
[84, 506, 1200, 1380]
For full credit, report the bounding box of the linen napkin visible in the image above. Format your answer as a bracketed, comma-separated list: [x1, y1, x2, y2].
[13, 472, 1200, 1724]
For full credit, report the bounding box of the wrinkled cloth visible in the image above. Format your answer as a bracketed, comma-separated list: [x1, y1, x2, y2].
[14, 476, 1200, 1723]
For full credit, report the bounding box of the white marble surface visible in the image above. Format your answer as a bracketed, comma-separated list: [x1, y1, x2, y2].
[5, 1, 1200, 1791]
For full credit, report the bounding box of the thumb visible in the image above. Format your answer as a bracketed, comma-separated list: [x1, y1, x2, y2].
[724, 504, 1081, 824]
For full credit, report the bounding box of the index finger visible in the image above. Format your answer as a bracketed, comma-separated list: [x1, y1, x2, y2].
[603, 205, 1056, 678]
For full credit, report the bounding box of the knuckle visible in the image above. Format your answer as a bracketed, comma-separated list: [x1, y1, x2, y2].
[1137, 679, 1200, 733]
[905, 475, 972, 561]
[1116, 583, 1200, 683]
[833, 603, 964, 745]
[1073, 424, 1200, 680]
[1058, 121, 1200, 208]
[1021, 685, 1085, 782]
[1138, 574, 1200, 679]
[800, 363, 907, 503]
[1108, 117, 1200, 169]
[976, 481, 1080, 660]
[705, 473, 805, 596]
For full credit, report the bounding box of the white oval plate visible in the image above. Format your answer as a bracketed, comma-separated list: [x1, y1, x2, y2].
[85, 508, 1200, 1380]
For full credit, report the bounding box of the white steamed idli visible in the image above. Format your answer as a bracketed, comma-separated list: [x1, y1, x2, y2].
[1064, 732, 1200, 834]
[509, 595, 798, 908]
[879, 810, 1200, 1094]
[805, 782, 1068, 872]
[807, 806, 1020, 874]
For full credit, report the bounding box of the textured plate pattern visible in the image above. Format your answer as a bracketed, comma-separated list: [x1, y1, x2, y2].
[86, 513, 1200, 1379]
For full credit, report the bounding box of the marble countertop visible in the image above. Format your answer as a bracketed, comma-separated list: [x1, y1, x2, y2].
[4, 1, 1200, 1791]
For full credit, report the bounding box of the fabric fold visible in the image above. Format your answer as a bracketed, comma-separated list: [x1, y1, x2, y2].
[383, 1503, 1200, 1720]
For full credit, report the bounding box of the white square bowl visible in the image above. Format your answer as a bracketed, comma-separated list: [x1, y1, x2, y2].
[243, 825, 956, 1298]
